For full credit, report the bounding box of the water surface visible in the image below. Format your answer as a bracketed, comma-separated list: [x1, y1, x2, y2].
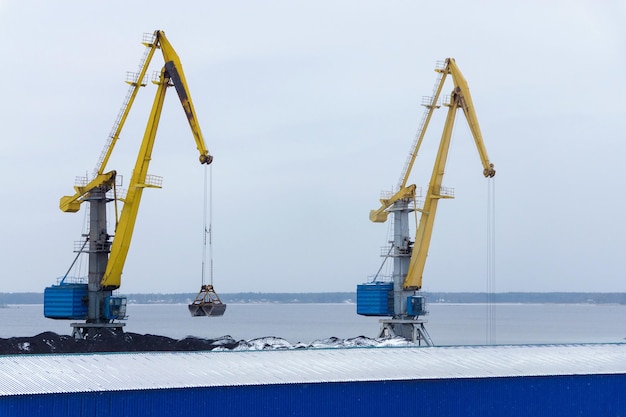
[2, 303, 625, 346]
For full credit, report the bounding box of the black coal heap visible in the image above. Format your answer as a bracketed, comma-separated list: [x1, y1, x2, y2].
[0, 330, 240, 355]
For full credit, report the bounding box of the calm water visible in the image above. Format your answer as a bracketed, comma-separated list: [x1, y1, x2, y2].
[2, 303, 626, 346]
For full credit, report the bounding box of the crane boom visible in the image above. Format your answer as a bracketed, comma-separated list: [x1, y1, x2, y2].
[404, 58, 495, 290]
[99, 69, 169, 290]
[446, 58, 495, 179]
[404, 58, 496, 290]
[157, 33, 212, 165]
[100, 31, 213, 290]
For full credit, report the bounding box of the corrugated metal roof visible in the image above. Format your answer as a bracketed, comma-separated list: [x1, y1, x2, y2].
[2, 343, 626, 396]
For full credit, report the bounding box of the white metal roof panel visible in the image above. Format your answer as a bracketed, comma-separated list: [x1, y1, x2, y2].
[2, 343, 626, 396]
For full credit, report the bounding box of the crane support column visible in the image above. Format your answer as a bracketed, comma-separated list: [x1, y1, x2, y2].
[391, 199, 413, 316]
[86, 186, 111, 323]
[70, 184, 126, 339]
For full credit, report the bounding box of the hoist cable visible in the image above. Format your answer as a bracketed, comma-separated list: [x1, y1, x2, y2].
[486, 178, 496, 344]
[209, 163, 214, 286]
[201, 165, 208, 286]
[201, 164, 214, 287]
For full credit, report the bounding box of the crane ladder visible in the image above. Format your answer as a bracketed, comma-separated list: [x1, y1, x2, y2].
[396, 62, 446, 190]
[92, 33, 157, 178]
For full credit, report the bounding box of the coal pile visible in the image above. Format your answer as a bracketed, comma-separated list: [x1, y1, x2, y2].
[0, 330, 240, 355]
[0, 331, 415, 355]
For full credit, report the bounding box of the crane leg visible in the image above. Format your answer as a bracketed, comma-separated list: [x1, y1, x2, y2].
[378, 318, 434, 346]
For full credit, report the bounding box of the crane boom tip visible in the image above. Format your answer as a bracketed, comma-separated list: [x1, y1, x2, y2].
[200, 154, 213, 165]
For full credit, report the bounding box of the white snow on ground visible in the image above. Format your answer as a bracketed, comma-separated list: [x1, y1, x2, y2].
[215, 336, 415, 351]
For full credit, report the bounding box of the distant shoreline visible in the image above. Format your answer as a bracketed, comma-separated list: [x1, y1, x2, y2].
[2, 292, 626, 305]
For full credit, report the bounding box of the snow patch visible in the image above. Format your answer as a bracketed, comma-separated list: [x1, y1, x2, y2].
[213, 336, 416, 351]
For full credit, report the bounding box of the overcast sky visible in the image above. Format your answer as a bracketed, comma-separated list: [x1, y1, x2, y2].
[1, 1, 625, 294]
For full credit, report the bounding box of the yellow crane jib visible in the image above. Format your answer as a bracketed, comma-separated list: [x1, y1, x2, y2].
[156, 31, 212, 166]
[403, 58, 495, 290]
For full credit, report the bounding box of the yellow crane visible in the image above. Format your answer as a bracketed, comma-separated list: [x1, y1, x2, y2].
[45, 30, 220, 337]
[357, 58, 495, 344]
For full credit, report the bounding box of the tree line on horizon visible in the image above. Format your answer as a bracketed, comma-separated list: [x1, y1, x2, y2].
[2, 292, 626, 305]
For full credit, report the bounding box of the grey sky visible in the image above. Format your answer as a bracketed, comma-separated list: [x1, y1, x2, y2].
[1, 1, 625, 294]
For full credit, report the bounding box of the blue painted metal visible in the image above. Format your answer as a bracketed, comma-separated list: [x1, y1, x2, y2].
[1, 374, 626, 417]
[356, 282, 393, 316]
[406, 295, 426, 316]
[43, 283, 88, 319]
[103, 296, 127, 320]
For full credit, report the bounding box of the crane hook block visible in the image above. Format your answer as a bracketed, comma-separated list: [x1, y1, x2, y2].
[200, 154, 213, 165]
[483, 163, 496, 178]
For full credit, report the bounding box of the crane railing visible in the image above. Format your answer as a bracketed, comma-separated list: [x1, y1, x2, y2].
[73, 239, 89, 253]
[380, 186, 423, 201]
[435, 186, 455, 198]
